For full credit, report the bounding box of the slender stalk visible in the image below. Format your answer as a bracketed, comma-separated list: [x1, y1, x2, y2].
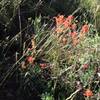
[18, 5, 22, 53]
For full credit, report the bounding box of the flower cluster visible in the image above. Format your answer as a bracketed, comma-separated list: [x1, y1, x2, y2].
[18, 14, 99, 100]
[54, 15, 89, 46]
[54, 15, 75, 33]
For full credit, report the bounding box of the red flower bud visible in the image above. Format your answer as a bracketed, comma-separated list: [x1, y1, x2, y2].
[69, 31, 77, 38]
[84, 89, 93, 97]
[40, 63, 47, 69]
[81, 24, 89, 33]
[27, 56, 34, 63]
[83, 64, 89, 69]
[71, 24, 77, 30]
[67, 15, 74, 21]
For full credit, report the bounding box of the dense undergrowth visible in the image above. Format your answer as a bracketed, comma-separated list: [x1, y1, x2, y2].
[0, 0, 100, 100]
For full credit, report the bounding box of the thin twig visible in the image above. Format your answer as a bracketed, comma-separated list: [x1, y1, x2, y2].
[18, 5, 22, 51]
[66, 89, 80, 100]
[0, 53, 26, 87]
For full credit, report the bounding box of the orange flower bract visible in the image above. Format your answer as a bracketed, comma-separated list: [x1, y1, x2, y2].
[63, 19, 71, 28]
[54, 15, 74, 29]
[54, 15, 65, 26]
[71, 23, 77, 30]
[70, 31, 77, 38]
[27, 56, 34, 63]
[67, 15, 74, 21]
[81, 24, 89, 33]
[84, 89, 93, 97]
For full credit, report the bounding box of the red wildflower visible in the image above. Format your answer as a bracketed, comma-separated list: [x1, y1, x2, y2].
[83, 64, 89, 69]
[81, 24, 89, 33]
[40, 63, 47, 69]
[69, 31, 77, 38]
[69, 31, 79, 46]
[84, 89, 93, 97]
[63, 19, 71, 28]
[27, 56, 34, 63]
[63, 15, 74, 29]
[67, 15, 74, 21]
[71, 23, 77, 30]
[54, 15, 65, 26]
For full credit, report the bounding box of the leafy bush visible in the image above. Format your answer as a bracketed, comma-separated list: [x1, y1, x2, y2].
[1, 15, 99, 100]
[0, 0, 100, 100]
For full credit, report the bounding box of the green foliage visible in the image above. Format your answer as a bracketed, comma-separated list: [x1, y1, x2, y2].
[41, 93, 54, 100]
